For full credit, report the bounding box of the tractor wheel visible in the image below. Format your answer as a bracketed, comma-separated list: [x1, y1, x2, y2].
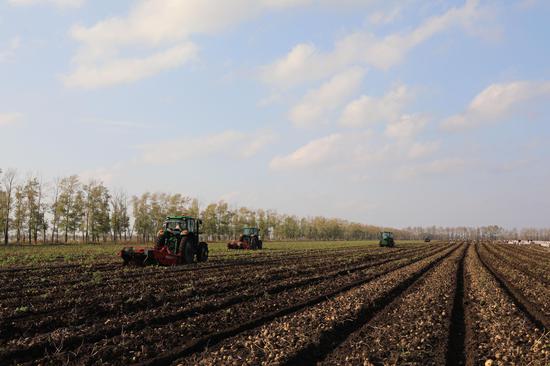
[258, 240, 263, 250]
[197, 242, 209, 262]
[251, 237, 259, 250]
[184, 242, 195, 264]
[181, 237, 195, 264]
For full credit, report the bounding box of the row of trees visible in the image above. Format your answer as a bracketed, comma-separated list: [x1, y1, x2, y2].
[403, 225, 550, 241]
[1, 168, 550, 244]
[0, 170, 129, 244]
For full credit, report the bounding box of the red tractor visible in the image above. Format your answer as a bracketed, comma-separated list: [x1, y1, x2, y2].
[120, 216, 208, 266]
[228, 227, 263, 250]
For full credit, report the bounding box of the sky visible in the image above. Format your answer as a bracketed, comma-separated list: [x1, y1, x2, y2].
[1, 0, 549, 228]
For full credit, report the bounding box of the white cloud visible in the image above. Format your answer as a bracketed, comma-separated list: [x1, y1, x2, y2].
[385, 114, 427, 139]
[141, 129, 276, 164]
[0, 113, 23, 126]
[289, 67, 365, 127]
[397, 158, 465, 179]
[65, 0, 348, 88]
[261, 0, 484, 88]
[369, 5, 403, 25]
[408, 141, 440, 159]
[8, 0, 84, 8]
[442, 81, 550, 130]
[269, 128, 444, 174]
[260, 42, 347, 89]
[339, 84, 412, 127]
[0, 37, 21, 63]
[269, 129, 387, 171]
[63, 43, 197, 88]
[270, 134, 343, 170]
[84, 118, 149, 129]
[242, 130, 279, 158]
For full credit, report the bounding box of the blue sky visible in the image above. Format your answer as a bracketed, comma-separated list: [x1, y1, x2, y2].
[1, 0, 549, 228]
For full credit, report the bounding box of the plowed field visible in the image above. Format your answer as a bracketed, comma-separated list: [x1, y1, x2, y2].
[0, 241, 548, 365]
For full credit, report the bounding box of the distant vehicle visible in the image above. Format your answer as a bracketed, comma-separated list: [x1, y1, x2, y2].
[424, 236, 432, 243]
[379, 231, 395, 247]
[228, 227, 263, 250]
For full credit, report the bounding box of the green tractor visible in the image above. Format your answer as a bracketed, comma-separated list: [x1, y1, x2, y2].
[120, 216, 208, 266]
[379, 231, 395, 247]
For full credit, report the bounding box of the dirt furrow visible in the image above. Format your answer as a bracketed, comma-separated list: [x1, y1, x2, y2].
[465, 243, 549, 365]
[21, 245, 450, 366]
[484, 243, 550, 285]
[0, 247, 435, 342]
[0, 246, 415, 300]
[477, 243, 550, 328]
[168, 244, 459, 366]
[318, 244, 465, 366]
[445, 242, 467, 366]
[0, 244, 440, 334]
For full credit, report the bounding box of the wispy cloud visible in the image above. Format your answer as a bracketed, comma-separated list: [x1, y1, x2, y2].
[289, 67, 365, 128]
[442, 80, 550, 130]
[396, 158, 466, 179]
[408, 141, 441, 159]
[270, 133, 344, 170]
[8, 0, 84, 8]
[368, 4, 404, 25]
[339, 84, 413, 127]
[260, 0, 486, 88]
[140, 129, 277, 164]
[64, 0, 353, 88]
[0, 113, 23, 127]
[0, 37, 21, 63]
[270, 124, 443, 174]
[385, 114, 428, 140]
[83, 118, 151, 129]
[63, 43, 198, 88]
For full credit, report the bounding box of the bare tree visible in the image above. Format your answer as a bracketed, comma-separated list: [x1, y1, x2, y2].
[110, 188, 130, 242]
[58, 175, 82, 243]
[50, 177, 61, 243]
[2, 169, 17, 245]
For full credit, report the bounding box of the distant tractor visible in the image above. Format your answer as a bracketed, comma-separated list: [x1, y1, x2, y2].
[228, 227, 263, 250]
[120, 216, 208, 266]
[379, 231, 395, 247]
[424, 236, 432, 243]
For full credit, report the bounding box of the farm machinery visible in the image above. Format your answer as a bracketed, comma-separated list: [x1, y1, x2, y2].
[120, 216, 208, 266]
[228, 227, 263, 250]
[379, 231, 395, 247]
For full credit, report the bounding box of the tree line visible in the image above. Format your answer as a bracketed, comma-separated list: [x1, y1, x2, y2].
[1, 168, 549, 244]
[0, 170, 128, 244]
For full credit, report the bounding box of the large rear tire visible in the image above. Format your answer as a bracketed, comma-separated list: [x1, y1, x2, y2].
[184, 242, 194, 264]
[181, 236, 195, 264]
[251, 236, 259, 250]
[197, 242, 209, 262]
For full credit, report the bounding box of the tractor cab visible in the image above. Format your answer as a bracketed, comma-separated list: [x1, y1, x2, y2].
[242, 227, 260, 239]
[160, 216, 199, 253]
[164, 216, 199, 234]
[379, 231, 395, 247]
